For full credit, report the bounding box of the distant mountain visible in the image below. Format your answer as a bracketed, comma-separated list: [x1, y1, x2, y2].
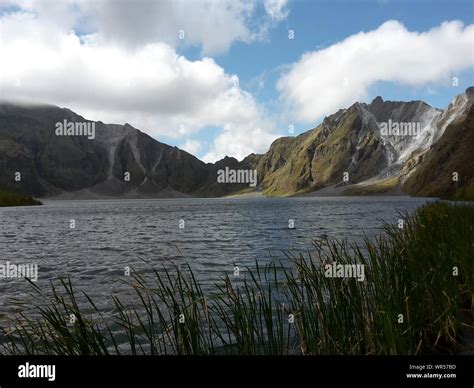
[253, 87, 473, 199]
[0, 88, 472, 200]
[0, 104, 254, 198]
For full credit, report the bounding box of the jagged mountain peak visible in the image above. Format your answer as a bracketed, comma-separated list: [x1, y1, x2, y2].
[253, 87, 472, 196]
[1, 88, 472, 199]
[465, 86, 474, 99]
[370, 96, 384, 105]
[0, 104, 252, 198]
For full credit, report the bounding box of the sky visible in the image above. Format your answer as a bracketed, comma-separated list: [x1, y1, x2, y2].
[0, 0, 473, 162]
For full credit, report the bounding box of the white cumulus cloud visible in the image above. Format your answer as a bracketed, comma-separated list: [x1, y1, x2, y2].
[0, 1, 283, 161]
[202, 119, 279, 162]
[277, 20, 474, 123]
[180, 139, 202, 156]
[1, 0, 289, 55]
[263, 0, 289, 22]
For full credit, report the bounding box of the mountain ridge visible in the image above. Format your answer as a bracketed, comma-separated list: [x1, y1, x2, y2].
[251, 87, 473, 198]
[0, 88, 472, 200]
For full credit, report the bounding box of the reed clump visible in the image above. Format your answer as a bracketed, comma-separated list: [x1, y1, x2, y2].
[2, 201, 473, 355]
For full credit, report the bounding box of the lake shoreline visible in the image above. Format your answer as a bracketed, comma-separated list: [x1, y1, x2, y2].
[0, 189, 42, 207]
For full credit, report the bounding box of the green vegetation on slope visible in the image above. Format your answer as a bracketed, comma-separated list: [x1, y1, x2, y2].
[1, 202, 472, 355]
[257, 105, 388, 197]
[342, 177, 401, 196]
[0, 189, 42, 207]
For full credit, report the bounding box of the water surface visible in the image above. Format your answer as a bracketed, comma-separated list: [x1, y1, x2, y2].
[0, 196, 432, 315]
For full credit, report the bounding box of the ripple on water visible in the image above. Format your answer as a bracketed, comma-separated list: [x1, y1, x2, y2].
[0, 196, 432, 344]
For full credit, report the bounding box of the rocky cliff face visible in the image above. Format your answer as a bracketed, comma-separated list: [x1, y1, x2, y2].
[401, 88, 474, 200]
[1, 88, 472, 199]
[0, 104, 254, 197]
[255, 88, 473, 198]
[255, 103, 389, 195]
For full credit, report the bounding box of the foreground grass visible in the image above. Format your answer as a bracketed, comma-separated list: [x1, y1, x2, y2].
[1, 201, 473, 355]
[0, 189, 42, 207]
